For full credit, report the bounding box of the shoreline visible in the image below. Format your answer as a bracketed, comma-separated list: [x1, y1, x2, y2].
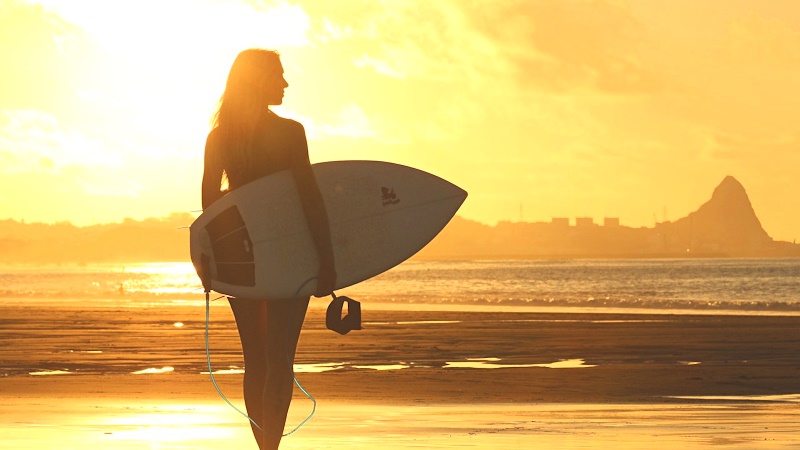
[2, 304, 800, 402]
[2, 303, 800, 448]
[3, 296, 800, 317]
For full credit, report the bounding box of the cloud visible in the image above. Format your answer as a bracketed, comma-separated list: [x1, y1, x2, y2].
[483, 0, 662, 94]
[724, 15, 800, 67]
[711, 130, 799, 161]
[0, 109, 122, 174]
[353, 54, 407, 78]
[289, 0, 668, 158]
[320, 104, 376, 138]
[308, 0, 662, 95]
[78, 177, 141, 198]
[304, 1, 500, 82]
[279, 103, 414, 148]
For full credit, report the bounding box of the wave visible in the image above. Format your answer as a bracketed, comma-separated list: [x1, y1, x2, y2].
[2, 259, 799, 313]
[346, 294, 800, 313]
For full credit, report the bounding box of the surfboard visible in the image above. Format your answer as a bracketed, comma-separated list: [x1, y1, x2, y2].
[189, 160, 467, 300]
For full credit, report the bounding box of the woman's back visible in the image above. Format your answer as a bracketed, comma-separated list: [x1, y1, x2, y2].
[203, 112, 308, 207]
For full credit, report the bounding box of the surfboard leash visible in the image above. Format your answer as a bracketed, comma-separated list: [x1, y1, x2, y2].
[201, 253, 272, 434]
[202, 271, 319, 438]
[205, 291, 267, 434]
[283, 276, 319, 437]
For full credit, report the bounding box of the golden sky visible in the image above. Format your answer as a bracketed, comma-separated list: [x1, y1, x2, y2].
[1, 0, 799, 242]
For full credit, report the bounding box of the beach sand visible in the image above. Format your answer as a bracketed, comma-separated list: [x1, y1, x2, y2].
[1, 299, 799, 449]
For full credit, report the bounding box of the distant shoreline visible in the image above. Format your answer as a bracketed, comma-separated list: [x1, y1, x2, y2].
[2, 253, 800, 267]
[413, 252, 744, 261]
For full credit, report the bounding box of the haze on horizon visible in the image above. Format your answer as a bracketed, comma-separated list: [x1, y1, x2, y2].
[1, 0, 799, 242]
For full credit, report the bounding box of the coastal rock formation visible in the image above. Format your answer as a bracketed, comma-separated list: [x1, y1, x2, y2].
[657, 176, 773, 255]
[415, 175, 799, 259]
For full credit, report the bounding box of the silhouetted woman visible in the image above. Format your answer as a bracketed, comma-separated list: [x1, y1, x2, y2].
[202, 49, 337, 450]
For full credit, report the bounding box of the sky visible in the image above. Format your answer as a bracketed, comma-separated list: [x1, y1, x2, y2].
[1, 0, 799, 242]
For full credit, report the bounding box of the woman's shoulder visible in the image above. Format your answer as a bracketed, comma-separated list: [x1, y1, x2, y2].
[205, 127, 222, 153]
[206, 126, 222, 145]
[264, 112, 305, 134]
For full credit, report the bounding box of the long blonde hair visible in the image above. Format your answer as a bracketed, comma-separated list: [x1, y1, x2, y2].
[212, 49, 281, 180]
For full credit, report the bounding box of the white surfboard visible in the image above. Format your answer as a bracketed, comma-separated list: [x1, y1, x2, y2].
[190, 160, 467, 300]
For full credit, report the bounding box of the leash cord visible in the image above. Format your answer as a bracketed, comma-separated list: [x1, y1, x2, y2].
[204, 276, 319, 437]
[205, 291, 264, 432]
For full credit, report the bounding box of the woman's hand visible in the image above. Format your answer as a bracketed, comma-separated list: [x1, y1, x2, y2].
[314, 258, 337, 297]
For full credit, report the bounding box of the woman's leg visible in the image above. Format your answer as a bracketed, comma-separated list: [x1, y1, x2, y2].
[261, 296, 310, 450]
[230, 296, 310, 450]
[229, 298, 268, 449]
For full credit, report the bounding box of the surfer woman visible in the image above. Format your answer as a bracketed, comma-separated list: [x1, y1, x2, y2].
[202, 49, 337, 450]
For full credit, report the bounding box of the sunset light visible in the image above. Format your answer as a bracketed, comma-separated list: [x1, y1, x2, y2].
[3, 4, 800, 449]
[2, 0, 800, 241]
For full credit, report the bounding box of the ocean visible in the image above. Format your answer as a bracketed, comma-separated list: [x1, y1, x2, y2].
[1, 258, 798, 313]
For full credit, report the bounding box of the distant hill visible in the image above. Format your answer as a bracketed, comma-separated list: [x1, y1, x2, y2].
[655, 176, 775, 256]
[415, 176, 800, 259]
[1, 177, 797, 263]
[0, 213, 193, 264]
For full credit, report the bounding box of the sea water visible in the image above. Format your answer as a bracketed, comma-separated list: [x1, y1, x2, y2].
[1, 258, 798, 313]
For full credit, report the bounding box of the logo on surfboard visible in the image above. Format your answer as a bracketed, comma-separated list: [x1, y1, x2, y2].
[381, 187, 400, 206]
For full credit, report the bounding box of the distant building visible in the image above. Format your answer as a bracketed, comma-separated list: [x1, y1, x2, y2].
[604, 217, 620, 227]
[576, 217, 594, 227]
[551, 217, 570, 227]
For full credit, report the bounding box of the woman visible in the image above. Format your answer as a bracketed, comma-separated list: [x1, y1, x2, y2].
[202, 49, 337, 450]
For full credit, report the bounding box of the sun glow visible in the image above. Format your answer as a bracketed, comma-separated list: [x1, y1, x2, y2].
[103, 404, 239, 442]
[25, 0, 314, 143]
[1, 1, 800, 239]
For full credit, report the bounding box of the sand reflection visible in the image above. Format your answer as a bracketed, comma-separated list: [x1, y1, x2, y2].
[667, 394, 800, 403]
[444, 357, 596, 369]
[201, 368, 244, 375]
[102, 404, 239, 443]
[28, 370, 71, 376]
[3, 398, 800, 449]
[131, 367, 174, 375]
[294, 362, 346, 373]
[352, 364, 411, 371]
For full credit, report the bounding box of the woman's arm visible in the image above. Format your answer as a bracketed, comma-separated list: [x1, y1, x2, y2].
[202, 131, 225, 210]
[289, 122, 337, 297]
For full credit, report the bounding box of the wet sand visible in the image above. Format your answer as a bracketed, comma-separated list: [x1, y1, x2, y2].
[1, 299, 800, 448]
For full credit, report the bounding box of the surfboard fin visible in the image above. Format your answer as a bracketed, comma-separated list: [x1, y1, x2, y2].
[326, 293, 361, 335]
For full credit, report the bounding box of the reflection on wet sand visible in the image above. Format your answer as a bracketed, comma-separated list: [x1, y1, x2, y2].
[294, 362, 346, 373]
[2, 399, 799, 449]
[667, 394, 800, 403]
[103, 404, 235, 443]
[3, 301, 800, 448]
[352, 364, 411, 371]
[365, 320, 462, 326]
[444, 357, 597, 369]
[131, 367, 174, 375]
[199, 359, 591, 374]
[28, 370, 72, 376]
[201, 368, 244, 375]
